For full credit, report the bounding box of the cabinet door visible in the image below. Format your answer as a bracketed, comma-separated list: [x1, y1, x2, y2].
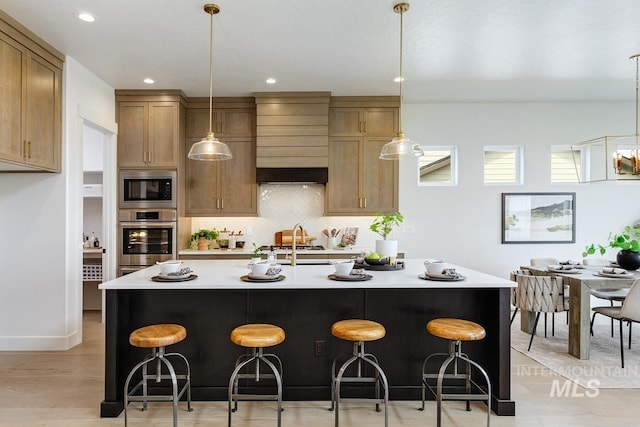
[24, 52, 60, 170]
[363, 108, 398, 137]
[0, 32, 25, 164]
[117, 102, 147, 167]
[185, 108, 221, 138]
[148, 102, 179, 167]
[329, 108, 363, 136]
[325, 137, 362, 214]
[218, 139, 257, 215]
[361, 137, 398, 213]
[221, 109, 255, 137]
[184, 138, 220, 215]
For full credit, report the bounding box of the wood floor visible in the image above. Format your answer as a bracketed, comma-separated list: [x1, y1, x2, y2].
[1, 311, 639, 426]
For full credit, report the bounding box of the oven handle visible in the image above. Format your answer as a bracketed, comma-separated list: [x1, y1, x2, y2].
[119, 222, 177, 228]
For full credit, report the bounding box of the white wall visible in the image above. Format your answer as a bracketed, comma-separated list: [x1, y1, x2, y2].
[0, 56, 115, 350]
[399, 101, 640, 278]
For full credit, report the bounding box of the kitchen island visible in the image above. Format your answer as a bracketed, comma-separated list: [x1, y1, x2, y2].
[99, 259, 516, 417]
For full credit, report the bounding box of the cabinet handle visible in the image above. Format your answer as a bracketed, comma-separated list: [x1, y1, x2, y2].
[358, 121, 362, 133]
[220, 199, 224, 209]
[22, 140, 26, 158]
[28, 141, 32, 158]
[143, 151, 147, 163]
[148, 151, 152, 164]
[358, 198, 362, 209]
[362, 121, 366, 133]
[216, 199, 219, 209]
[363, 198, 367, 208]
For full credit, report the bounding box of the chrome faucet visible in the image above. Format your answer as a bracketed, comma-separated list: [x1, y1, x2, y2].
[291, 223, 306, 267]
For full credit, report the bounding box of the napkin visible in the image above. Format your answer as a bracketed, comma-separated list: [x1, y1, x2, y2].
[548, 264, 575, 271]
[559, 259, 580, 265]
[427, 268, 461, 279]
[601, 267, 628, 275]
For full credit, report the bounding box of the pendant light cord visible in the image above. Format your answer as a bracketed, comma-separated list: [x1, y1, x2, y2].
[398, 7, 404, 132]
[208, 9, 214, 135]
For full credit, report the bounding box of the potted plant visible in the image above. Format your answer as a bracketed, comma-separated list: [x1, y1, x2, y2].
[190, 228, 219, 251]
[583, 223, 640, 270]
[369, 211, 404, 258]
[250, 243, 265, 263]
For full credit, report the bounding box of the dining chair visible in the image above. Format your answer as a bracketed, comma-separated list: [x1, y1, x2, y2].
[528, 258, 567, 336]
[509, 269, 531, 325]
[590, 279, 640, 368]
[584, 257, 629, 337]
[513, 274, 566, 351]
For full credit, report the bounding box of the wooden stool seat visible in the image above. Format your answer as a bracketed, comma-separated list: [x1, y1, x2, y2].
[129, 324, 187, 348]
[426, 318, 486, 341]
[331, 319, 386, 342]
[230, 324, 285, 348]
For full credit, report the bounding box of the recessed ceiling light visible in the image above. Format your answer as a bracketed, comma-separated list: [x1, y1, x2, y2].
[143, 78, 155, 84]
[393, 76, 404, 83]
[265, 78, 278, 85]
[77, 12, 96, 22]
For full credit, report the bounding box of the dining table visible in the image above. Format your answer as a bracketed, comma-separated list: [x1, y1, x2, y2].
[522, 264, 639, 359]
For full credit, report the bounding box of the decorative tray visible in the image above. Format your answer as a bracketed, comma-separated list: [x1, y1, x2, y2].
[241, 275, 286, 283]
[151, 274, 198, 282]
[354, 261, 405, 271]
[327, 273, 373, 282]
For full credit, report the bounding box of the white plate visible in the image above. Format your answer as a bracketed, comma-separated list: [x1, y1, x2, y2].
[548, 268, 581, 274]
[158, 271, 192, 280]
[594, 271, 631, 279]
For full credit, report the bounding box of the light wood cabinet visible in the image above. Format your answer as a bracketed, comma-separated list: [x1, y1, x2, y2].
[185, 108, 254, 138]
[326, 102, 399, 215]
[0, 16, 62, 172]
[116, 100, 181, 168]
[184, 138, 257, 216]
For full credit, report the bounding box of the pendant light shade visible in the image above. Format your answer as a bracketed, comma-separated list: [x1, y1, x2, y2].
[188, 3, 233, 161]
[380, 2, 424, 160]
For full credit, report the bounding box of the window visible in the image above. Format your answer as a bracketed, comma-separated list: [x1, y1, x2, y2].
[551, 146, 582, 183]
[418, 146, 457, 186]
[484, 146, 523, 185]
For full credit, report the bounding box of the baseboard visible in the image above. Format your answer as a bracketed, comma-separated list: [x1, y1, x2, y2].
[0, 330, 80, 351]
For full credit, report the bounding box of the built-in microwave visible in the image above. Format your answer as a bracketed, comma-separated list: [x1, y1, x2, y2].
[119, 170, 177, 209]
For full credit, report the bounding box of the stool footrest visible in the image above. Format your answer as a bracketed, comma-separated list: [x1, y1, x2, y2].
[230, 393, 280, 401]
[127, 381, 190, 402]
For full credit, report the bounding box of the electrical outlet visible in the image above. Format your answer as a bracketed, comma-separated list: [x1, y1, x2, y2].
[314, 340, 325, 357]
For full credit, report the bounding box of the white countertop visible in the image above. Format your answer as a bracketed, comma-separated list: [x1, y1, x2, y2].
[99, 259, 515, 290]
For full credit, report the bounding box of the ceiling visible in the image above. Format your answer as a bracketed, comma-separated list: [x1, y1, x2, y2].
[3, 0, 640, 102]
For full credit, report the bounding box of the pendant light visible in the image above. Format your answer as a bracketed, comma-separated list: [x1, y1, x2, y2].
[379, 2, 424, 160]
[188, 3, 233, 161]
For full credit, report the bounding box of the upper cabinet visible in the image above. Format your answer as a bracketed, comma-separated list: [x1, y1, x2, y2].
[0, 13, 62, 172]
[183, 98, 257, 216]
[325, 98, 400, 215]
[115, 91, 186, 169]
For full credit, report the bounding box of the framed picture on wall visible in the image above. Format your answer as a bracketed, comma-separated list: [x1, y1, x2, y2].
[502, 192, 576, 244]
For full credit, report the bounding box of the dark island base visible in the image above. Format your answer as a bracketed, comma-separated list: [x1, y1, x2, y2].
[101, 288, 515, 417]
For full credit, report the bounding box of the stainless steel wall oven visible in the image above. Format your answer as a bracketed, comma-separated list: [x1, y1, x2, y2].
[118, 209, 176, 275]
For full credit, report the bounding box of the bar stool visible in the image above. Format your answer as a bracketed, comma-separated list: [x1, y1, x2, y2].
[420, 318, 491, 427]
[228, 323, 285, 427]
[329, 319, 389, 427]
[124, 324, 192, 427]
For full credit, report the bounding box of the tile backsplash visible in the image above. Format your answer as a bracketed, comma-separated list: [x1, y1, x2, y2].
[190, 184, 379, 251]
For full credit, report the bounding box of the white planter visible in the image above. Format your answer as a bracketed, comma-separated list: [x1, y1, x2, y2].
[375, 239, 398, 258]
[328, 237, 340, 249]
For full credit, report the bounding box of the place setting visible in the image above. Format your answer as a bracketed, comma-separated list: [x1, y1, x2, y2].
[418, 260, 466, 282]
[593, 267, 634, 278]
[151, 261, 197, 282]
[546, 263, 583, 274]
[327, 260, 372, 282]
[241, 261, 285, 283]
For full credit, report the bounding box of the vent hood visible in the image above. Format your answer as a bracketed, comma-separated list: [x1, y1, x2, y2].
[254, 92, 330, 179]
[256, 167, 328, 184]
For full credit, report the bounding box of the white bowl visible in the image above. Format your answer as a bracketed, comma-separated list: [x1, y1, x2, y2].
[250, 262, 271, 277]
[333, 260, 355, 276]
[157, 260, 183, 275]
[424, 260, 450, 275]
